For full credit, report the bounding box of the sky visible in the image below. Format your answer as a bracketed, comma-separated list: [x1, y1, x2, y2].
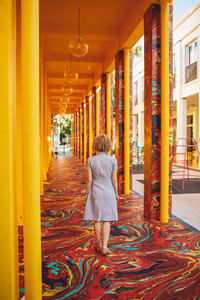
[173, 0, 199, 25]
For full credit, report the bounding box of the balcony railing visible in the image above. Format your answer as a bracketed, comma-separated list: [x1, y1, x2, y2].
[185, 61, 197, 83]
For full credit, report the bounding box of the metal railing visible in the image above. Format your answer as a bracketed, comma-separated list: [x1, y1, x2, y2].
[185, 61, 197, 83]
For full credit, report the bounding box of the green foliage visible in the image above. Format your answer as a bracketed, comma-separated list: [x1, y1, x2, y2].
[132, 45, 142, 58]
[54, 114, 72, 145]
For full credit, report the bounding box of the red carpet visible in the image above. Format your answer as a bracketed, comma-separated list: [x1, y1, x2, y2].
[19, 156, 200, 299]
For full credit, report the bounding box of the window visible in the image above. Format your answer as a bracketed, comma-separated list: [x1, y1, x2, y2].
[142, 76, 144, 102]
[185, 40, 197, 83]
[133, 81, 138, 105]
[186, 40, 198, 66]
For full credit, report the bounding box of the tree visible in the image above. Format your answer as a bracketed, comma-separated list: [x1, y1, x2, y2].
[54, 114, 72, 145]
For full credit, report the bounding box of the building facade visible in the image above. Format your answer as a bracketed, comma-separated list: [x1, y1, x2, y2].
[132, 0, 200, 168]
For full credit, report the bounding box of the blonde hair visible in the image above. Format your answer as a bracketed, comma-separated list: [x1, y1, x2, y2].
[93, 134, 112, 153]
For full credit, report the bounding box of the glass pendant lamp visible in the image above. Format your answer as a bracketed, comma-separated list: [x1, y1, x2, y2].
[64, 55, 78, 84]
[68, 8, 89, 57]
[62, 84, 73, 96]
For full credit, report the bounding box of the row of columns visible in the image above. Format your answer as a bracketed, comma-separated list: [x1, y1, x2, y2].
[1, 0, 172, 298]
[72, 1, 173, 223]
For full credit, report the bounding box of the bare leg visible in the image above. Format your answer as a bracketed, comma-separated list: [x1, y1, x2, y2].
[102, 221, 110, 250]
[94, 221, 101, 246]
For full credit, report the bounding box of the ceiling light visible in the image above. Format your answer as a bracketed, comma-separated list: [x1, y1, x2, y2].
[62, 85, 73, 96]
[68, 8, 89, 57]
[64, 55, 78, 84]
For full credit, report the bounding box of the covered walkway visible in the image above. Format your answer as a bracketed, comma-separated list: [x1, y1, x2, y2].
[18, 156, 200, 298]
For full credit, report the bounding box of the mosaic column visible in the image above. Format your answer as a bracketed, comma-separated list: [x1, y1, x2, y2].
[74, 113, 77, 157]
[111, 73, 115, 147]
[77, 110, 80, 159]
[115, 49, 133, 194]
[81, 102, 84, 162]
[144, 3, 172, 220]
[92, 87, 96, 155]
[86, 96, 89, 160]
[101, 73, 106, 134]
[78, 107, 81, 160]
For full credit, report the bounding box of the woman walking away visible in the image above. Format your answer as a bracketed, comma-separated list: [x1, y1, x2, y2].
[84, 134, 119, 255]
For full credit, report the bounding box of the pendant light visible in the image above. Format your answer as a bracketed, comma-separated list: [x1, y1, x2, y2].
[64, 55, 78, 84]
[62, 84, 73, 96]
[68, 8, 88, 57]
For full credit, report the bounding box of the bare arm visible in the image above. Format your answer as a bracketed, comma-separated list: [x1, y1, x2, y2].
[86, 169, 92, 194]
[112, 169, 119, 201]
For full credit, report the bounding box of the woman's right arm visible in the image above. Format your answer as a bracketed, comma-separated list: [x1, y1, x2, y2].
[112, 169, 119, 201]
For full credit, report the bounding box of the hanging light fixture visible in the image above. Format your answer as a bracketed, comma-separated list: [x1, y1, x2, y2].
[64, 55, 78, 84]
[68, 8, 89, 57]
[61, 96, 70, 104]
[62, 84, 73, 96]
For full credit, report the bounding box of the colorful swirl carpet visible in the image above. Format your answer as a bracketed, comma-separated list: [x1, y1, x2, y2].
[19, 156, 200, 299]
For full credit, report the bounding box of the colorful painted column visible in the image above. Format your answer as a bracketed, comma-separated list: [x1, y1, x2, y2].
[84, 102, 87, 163]
[74, 113, 77, 157]
[89, 96, 93, 157]
[96, 87, 100, 137]
[81, 102, 85, 162]
[77, 109, 80, 158]
[101, 73, 106, 134]
[78, 107, 81, 159]
[144, 3, 172, 221]
[86, 97, 89, 159]
[115, 50, 133, 194]
[111, 73, 115, 146]
[71, 118, 73, 156]
[92, 87, 96, 154]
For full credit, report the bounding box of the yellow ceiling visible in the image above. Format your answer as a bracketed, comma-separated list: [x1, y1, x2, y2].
[40, 0, 156, 114]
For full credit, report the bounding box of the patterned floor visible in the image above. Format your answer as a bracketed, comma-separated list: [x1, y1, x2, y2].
[19, 156, 200, 299]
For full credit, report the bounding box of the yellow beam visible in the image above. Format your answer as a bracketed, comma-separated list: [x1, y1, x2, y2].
[160, 0, 169, 223]
[84, 103, 87, 163]
[124, 49, 130, 195]
[89, 97, 93, 157]
[21, 0, 42, 298]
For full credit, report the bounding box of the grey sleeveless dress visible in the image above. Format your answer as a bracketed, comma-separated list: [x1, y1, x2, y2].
[84, 152, 118, 221]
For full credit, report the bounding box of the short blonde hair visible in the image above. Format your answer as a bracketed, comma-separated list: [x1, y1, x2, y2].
[93, 134, 112, 153]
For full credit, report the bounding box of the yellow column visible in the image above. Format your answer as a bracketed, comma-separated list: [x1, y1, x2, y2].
[52, 114, 54, 154]
[71, 118, 74, 156]
[80, 107, 83, 161]
[160, 0, 169, 223]
[43, 62, 48, 180]
[16, 0, 24, 225]
[96, 87, 100, 136]
[84, 103, 87, 163]
[106, 73, 111, 138]
[0, 0, 19, 298]
[124, 49, 130, 195]
[89, 96, 93, 157]
[21, 0, 42, 298]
